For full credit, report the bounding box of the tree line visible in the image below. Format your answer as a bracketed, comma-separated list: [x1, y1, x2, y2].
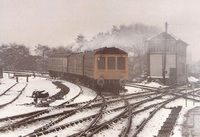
[0, 44, 73, 72]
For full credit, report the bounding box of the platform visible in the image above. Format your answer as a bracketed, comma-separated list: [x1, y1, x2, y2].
[182, 106, 200, 136]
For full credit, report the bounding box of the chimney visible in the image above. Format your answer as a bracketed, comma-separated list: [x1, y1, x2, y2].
[165, 22, 168, 33]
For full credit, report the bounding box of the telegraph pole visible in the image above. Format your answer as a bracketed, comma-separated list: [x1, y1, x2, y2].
[163, 22, 168, 84]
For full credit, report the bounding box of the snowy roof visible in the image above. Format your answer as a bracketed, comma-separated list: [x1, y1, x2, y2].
[147, 31, 188, 46]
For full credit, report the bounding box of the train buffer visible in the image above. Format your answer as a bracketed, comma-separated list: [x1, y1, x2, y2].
[14, 73, 32, 82]
[32, 90, 49, 98]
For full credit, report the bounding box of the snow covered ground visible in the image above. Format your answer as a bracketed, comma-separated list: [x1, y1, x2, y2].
[0, 73, 199, 137]
[188, 76, 199, 83]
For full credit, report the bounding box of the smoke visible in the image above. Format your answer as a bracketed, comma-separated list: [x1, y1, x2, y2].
[72, 23, 160, 55]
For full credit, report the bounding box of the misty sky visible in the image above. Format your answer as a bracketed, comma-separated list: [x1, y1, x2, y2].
[1, 0, 200, 61]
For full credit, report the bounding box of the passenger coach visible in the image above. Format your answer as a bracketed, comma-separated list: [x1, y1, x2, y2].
[48, 47, 128, 94]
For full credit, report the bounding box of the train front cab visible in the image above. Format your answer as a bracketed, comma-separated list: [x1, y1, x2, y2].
[94, 53, 128, 94]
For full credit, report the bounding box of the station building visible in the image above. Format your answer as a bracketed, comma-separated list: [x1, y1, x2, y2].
[146, 23, 188, 84]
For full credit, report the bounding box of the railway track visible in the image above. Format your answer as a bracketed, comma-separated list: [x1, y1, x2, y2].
[0, 89, 153, 136]
[131, 97, 178, 137]
[0, 83, 176, 137]
[68, 85, 200, 137]
[1, 73, 200, 137]
[127, 83, 200, 102]
[157, 106, 182, 137]
[89, 94, 171, 136]
[0, 79, 105, 136]
[0, 83, 27, 109]
[0, 83, 17, 96]
[126, 82, 167, 91]
[22, 94, 101, 137]
[0, 81, 87, 132]
[23, 90, 166, 137]
[67, 93, 168, 137]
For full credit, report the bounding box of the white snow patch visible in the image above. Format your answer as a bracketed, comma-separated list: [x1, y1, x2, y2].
[188, 76, 199, 83]
[0, 73, 198, 137]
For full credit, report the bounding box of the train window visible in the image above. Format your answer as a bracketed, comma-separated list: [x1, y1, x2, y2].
[98, 57, 105, 69]
[117, 57, 125, 70]
[107, 57, 115, 69]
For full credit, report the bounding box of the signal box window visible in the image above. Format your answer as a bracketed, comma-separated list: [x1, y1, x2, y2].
[108, 57, 115, 69]
[98, 57, 105, 69]
[117, 57, 125, 70]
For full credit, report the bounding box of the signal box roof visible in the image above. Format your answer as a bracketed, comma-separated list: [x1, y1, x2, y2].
[147, 31, 188, 46]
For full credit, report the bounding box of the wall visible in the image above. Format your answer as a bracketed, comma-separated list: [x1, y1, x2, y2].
[150, 54, 176, 78]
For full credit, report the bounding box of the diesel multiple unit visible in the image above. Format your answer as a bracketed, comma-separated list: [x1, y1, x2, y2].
[48, 47, 128, 94]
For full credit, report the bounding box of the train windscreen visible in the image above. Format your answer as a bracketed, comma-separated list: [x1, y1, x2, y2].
[117, 57, 125, 70]
[107, 57, 115, 69]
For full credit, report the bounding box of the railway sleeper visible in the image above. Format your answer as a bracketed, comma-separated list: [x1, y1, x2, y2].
[157, 132, 171, 137]
[35, 114, 98, 136]
[30, 97, 152, 136]
[157, 106, 182, 137]
[162, 124, 175, 127]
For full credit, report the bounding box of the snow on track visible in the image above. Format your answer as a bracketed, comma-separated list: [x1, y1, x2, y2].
[0, 83, 26, 105]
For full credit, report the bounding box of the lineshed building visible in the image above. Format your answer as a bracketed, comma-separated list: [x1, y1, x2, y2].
[147, 24, 188, 84]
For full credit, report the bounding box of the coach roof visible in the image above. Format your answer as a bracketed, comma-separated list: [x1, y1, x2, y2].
[49, 53, 70, 57]
[92, 47, 127, 54]
[49, 47, 127, 57]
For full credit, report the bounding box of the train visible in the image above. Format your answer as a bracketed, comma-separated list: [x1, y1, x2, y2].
[48, 47, 128, 94]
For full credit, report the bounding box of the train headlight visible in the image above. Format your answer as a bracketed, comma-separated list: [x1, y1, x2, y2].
[119, 79, 126, 86]
[97, 77, 104, 87]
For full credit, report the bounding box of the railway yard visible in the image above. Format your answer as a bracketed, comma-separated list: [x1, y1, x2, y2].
[2, 1, 200, 137]
[0, 73, 199, 137]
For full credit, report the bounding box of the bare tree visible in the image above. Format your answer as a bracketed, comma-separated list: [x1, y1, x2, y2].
[74, 34, 87, 52]
[34, 44, 50, 72]
[50, 46, 72, 54]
